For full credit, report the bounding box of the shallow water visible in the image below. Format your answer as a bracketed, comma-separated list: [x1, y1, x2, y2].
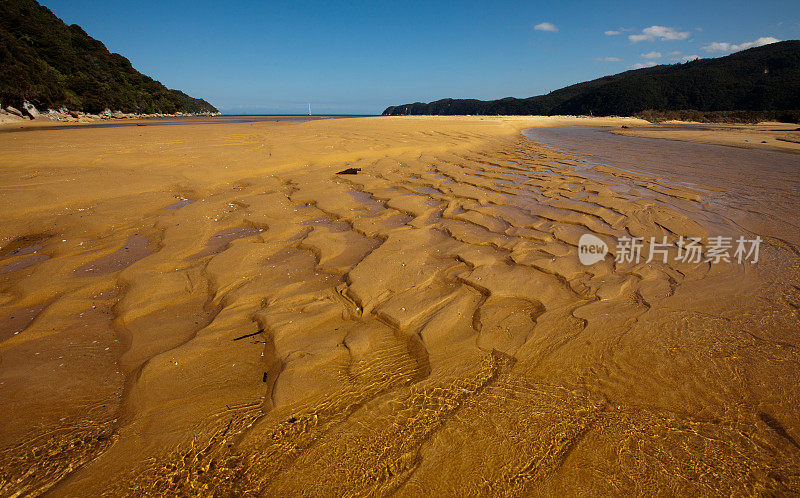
[524, 126, 800, 188]
[162, 198, 195, 210]
[0, 115, 351, 133]
[524, 126, 800, 245]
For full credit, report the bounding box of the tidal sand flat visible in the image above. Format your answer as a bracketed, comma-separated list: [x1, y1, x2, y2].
[611, 122, 800, 154]
[0, 116, 799, 495]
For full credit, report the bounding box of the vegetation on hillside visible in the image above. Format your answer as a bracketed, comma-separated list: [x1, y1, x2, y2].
[635, 109, 800, 124]
[0, 0, 218, 114]
[383, 41, 800, 121]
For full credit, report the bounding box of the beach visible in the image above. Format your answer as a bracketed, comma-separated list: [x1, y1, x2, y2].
[1, 115, 799, 495]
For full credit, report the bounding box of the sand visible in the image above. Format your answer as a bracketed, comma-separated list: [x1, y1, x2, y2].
[0, 116, 798, 495]
[613, 121, 800, 153]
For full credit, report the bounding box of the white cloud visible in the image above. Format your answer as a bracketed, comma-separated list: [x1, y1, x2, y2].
[534, 22, 558, 32]
[605, 27, 632, 35]
[703, 42, 732, 52]
[595, 56, 622, 62]
[668, 51, 682, 56]
[641, 51, 662, 59]
[629, 25, 690, 43]
[702, 36, 780, 53]
[630, 61, 658, 69]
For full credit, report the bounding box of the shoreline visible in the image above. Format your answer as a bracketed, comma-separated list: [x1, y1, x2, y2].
[4, 112, 797, 155]
[0, 114, 339, 133]
[611, 121, 800, 153]
[0, 111, 221, 128]
[0, 101, 221, 126]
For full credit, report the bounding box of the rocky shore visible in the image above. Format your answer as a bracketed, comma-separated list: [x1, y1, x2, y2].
[0, 100, 221, 124]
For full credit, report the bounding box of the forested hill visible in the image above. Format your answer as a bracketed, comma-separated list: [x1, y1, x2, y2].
[383, 40, 800, 117]
[0, 0, 218, 114]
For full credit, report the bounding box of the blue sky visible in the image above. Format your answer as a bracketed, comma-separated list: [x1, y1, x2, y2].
[40, 0, 800, 114]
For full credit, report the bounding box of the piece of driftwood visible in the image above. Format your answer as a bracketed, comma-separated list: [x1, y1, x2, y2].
[233, 329, 264, 341]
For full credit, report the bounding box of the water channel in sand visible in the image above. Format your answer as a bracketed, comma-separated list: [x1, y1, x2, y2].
[524, 126, 800, 246]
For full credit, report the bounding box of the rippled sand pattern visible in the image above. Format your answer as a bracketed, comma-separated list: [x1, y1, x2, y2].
[0, 117, 798, 496]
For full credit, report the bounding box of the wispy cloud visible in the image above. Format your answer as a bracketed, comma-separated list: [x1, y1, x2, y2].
[595, 56, 622, 62]
[604, 27, 632, 36]
[534, 22, 558, 32]
[629, 26, 690, 43]
[702, 36, 780, 53]
[641, 51, 662, 59]
[630, 61, 658, 69]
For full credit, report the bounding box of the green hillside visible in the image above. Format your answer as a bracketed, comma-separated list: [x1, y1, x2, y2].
[0, 0, 218, 114]
[383, 40, 800, 119]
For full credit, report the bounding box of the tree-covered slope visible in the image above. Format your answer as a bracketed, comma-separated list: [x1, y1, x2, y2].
[383, 40, 800, 116]
[0, 0, 218, 114]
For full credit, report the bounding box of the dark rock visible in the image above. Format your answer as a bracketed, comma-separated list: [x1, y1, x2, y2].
[22, 101, 40, 119]
[336, 167, 361, 175]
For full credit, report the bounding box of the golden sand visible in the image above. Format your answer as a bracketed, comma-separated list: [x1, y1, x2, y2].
[0, 116, 798, 495]
[613, 121, 800, 153]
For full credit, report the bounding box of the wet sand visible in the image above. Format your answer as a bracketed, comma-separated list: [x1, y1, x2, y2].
[613, 121, 800, 154]
[525, 126, 800, 245]
[0, 114, 339, 134]
[0, 116, 798, 495]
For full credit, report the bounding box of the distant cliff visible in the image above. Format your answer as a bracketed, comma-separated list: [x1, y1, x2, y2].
[0, 0, 218, 114]
[383, 40, 800, 118]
